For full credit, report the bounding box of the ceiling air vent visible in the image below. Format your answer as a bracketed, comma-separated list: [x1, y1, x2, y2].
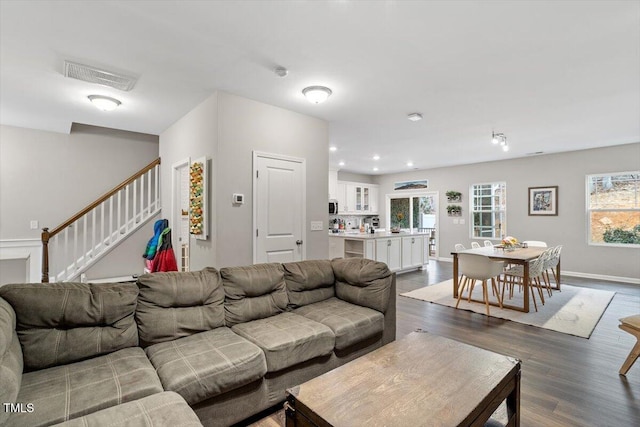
[64, 61, 137, 92]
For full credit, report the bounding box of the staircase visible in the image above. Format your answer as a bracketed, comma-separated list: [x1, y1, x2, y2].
[41, 159, 161, 282]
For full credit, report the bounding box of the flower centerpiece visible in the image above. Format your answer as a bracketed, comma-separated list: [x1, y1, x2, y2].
[501, 236, 519, 251]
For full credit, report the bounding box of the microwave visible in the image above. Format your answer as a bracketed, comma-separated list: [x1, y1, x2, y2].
[329, 200, 338, 214]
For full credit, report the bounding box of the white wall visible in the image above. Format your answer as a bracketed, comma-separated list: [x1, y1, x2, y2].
[375, 143, 640, 282]
[159, 94, 219, 272]
[216, 92, 328, 266]
[159, 91, 329, 269]
[0, 123, 159, 238]
[0, 123, 159, 280]
[338, 171, 375, 184]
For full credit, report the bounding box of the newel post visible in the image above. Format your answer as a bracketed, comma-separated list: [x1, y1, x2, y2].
[41, 227, 50, 283]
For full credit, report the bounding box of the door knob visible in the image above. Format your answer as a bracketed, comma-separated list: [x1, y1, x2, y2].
[296, 240, 303, 246]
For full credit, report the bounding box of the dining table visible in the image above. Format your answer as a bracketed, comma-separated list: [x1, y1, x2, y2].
[451, 246, 561, 313]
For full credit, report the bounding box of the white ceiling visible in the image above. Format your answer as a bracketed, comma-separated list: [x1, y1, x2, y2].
[1, 1, 638, 174]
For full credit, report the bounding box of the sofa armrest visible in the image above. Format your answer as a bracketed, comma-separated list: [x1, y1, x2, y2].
[382, 273, 396, 345]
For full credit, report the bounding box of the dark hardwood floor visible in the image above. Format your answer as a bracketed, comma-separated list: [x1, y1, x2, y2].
[396, 260, 640, 427]
[249, 260, 640, 427]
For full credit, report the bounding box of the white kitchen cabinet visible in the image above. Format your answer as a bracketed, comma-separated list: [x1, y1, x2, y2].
[402, 236, 424, 270]
[336, 182, 346, 213]
[337, 181, 380, 215]
[328, 170, 338, 200]
[369, 186, 379, 214]
[423, 236, 430, 264]
[365, 239, 376, 260]
[329, 237, 345, 259]
[376, 237, 401, 271]
[343, 238, 376, 260]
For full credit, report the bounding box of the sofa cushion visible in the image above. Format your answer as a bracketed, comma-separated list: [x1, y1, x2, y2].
[145, 327, 267, 405]
[135, 268, 225, 346]
[294, 297, 384, 350]
[221, 263, 288, 326]
[231, 312, 335, 372]
[283, 260, 335, 308]
[52, 392, 202, 427]
[0, 297, 23, 426]
[6, 347, 163, 427]
[331, 258, 393, 313]
[0, 282, 138, 371]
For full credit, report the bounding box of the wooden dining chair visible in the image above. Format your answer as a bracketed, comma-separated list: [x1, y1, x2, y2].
[619, 315, 640, 375]
[456, 253, 504, 315]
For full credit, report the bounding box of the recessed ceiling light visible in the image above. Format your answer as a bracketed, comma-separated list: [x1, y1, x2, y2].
[329, 146, 337, 152]
[373, 155, 380, 160]
[88, 95, 121, 111]
[338, 161, 345, 166]
[373, 167, 379, 172]
[302, 86, 332, 104]
[408, 113, 423, 121]
[407, 162, 413, 167]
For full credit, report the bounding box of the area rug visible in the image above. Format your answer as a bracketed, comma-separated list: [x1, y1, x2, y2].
[400, 280, 615, 338]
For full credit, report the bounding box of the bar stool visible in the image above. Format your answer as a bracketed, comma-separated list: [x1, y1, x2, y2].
[619, 314, 640, 375]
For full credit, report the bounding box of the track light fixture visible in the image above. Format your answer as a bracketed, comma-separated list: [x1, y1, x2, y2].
[491, 131, 509, 152]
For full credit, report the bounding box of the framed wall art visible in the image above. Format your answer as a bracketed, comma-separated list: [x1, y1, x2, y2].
[528, 186, 558, 216]
[189, 157, 208, 239]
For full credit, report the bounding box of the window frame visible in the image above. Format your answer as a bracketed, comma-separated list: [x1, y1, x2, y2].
[469, 181, 507, 240]
[385, 191, 439, 231]
[586, 171, 640, 248]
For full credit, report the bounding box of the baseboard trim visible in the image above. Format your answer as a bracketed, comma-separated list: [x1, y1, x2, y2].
[436, 257, 639, 285]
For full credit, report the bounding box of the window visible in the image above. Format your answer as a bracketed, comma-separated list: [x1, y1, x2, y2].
[587, 172, 640, 246]
[471, 182, 506, 239]
[389, 193, 437, 231]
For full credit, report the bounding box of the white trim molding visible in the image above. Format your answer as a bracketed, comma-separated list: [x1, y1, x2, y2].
[0, 239, 42, 283]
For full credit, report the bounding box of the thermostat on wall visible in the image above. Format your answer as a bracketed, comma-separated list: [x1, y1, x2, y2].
[233, 193, 244, 204]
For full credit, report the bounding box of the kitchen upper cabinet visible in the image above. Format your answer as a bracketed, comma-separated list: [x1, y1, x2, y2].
[336, 182, 346, 213]
[369, 186, 379, 214]
[337, 181, 379, 215]
[376, 237, 401, 272]
[328, 170, 338, 200]
[402, 236, 424, 270]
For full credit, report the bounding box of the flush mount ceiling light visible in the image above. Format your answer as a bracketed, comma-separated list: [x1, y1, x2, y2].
[491, 131, 509, 152]
[302, 86, 332, 104]
[407, 113, 423, 122]
[88, 95, 121, 111]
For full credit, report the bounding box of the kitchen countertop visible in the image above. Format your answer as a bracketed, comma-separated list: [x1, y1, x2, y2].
[328, 230, 429, 239]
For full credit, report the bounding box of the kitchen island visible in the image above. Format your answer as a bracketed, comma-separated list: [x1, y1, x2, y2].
[328, 230, 429, 272]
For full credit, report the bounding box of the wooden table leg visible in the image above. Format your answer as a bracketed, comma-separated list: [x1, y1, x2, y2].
[506, 368, 521, 426]
[453, 253, 459, 298]
[555, 258, 561, 291]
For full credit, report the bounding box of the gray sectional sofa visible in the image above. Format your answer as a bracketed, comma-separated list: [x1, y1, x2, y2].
[0, 258, 396, 426]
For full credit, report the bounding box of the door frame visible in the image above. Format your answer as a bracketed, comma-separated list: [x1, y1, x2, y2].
[171, 157, 190, 268]
[252, 151, 307, 264]
[385, 190, 439, 259]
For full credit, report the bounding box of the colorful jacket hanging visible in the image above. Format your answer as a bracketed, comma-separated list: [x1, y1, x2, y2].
[143, 219, 168, 260]
[151, 227, 178, 273]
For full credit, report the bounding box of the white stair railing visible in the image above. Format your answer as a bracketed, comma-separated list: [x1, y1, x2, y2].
[42, 159, 161, 282]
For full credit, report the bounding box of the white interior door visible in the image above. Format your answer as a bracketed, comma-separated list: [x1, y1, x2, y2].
[172, 158, 190, 272]
[254, 152, 305, 264]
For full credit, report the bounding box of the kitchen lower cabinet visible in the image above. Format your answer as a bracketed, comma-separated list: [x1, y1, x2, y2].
[375, 237, 401, 272]
[343, 239, 376, 260]
[402, 236, 424, 270]
[329, 237, 345, 259]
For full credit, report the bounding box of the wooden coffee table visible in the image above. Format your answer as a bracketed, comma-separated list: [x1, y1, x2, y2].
[285, 331, 521, 427]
